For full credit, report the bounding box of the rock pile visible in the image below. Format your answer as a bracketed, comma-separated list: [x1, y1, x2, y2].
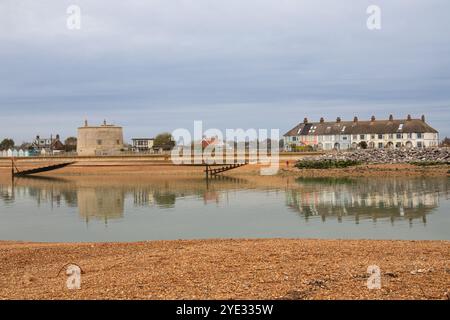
[305, 148, 450, 164]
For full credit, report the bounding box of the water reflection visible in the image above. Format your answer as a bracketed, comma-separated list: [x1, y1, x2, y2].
[287, 177, 449, 225]
[1, 176, 449, 226]
[78, 187, 125, 222]
[0, 176, 248, 222]
[0, 175, 449, 241]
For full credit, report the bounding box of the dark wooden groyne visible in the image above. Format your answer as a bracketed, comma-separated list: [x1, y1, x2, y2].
[204, 163, 248, 178]
[11, 159, 75, 177]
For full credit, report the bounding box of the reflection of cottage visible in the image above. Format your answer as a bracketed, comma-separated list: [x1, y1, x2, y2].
[284, 115, 439, 151]
[77, 120, 124, 156]
[32, 134, 64, 154]
[285, 178, 443, 223]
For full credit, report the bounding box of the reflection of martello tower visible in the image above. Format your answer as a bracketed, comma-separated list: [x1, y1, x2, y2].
[77, 119, 124, 156]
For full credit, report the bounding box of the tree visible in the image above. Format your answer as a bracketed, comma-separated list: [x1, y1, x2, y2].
[358, 141, 368, 149]
[19, 142, 33, 150]
[440, 137, 450, 147]
[64, 137, 77, 152]
[0, 138, 15, 151]
[153, 133, 175, 150]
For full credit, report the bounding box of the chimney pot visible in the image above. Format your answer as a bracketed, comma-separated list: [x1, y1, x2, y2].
[303, 117, 308, 124]
[320, 117, 324, 123]
[389, 114, 394, 121]
[353, 116, 358, 122]
[407, 114, 412, 121]
[371, 115, 375, 122]
[84, 120, 88, 127]
[421, 114, 425, 122]
[336, 117, 341, 123]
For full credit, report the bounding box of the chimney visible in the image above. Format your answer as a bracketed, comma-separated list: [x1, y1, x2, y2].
[84, 119, 88, 127]
[353, 116, 358, 123]
[320, 117, 324, 123]
[407, 114, 412, 121]
[421, 114, 426, 122]
[56, 134, 60, 140]
[103, 119, 107, 126]
[303, 117, 308, 124]
[336, 117, 341, 123]
[389, 114, 394, 121]
[371, 115, 375, 122]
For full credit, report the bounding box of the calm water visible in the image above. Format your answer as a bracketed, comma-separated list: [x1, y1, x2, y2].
[0, 176, 449, 242]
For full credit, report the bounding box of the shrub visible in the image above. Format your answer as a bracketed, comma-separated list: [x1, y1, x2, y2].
[290, 145, 314, 152]
[295, 159, 361, 169]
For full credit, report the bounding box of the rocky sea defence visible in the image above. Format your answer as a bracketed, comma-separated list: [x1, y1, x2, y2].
[301, 148, 450, 164]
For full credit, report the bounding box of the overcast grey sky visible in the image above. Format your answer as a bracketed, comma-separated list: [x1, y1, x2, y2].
[0, 0, 449, 143]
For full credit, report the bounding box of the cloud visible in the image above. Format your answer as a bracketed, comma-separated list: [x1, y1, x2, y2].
[0, 0, 449, 141]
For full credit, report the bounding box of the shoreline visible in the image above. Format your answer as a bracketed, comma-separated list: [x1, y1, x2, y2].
[1, 160, 448, 300]
[1, 238, 449, 300]
[0, 160, 449, 178]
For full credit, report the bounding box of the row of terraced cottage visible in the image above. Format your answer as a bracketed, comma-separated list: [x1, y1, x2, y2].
[283, 114, 439, 151]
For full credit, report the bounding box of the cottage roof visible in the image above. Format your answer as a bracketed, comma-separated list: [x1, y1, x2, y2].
[283, 117, 438, 137]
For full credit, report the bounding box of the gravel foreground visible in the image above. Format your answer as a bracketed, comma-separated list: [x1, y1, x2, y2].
[0, 239, 449, 300]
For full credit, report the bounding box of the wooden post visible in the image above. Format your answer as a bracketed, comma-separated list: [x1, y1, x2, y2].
[11, 158, 15, 181]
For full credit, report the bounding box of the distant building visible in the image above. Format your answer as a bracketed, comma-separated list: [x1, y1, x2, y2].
[201, 136, 233, 151]
[132, 138, 154, 152]
[32, 134, 65, 154]
[77, 120, 124, 156]
[284, 115, 439, 151]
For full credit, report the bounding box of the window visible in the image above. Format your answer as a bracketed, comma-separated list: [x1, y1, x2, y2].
[417, 133, 423, 139]
[389, 134, 394, 139]
[408, 133, 413, 139]
[417, 141, 423, 148]
[353, 135, 358, 140]
[396, 142, 402, 148]
[360, 134, 365, 140]
[398, 124, 403, 131]
[371, 135, 375, 140]
[378, 134, 383, 139]
[292, 137, 297, 141]
[97, 140, 102, 145]
[378, 142, 383, 148]
[342, 136, 348, 140]
[397, 133, 402, 139]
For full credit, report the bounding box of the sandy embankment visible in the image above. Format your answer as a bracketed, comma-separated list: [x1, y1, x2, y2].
[0, 239, 449, 300]
[0, 155, 448, 178]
